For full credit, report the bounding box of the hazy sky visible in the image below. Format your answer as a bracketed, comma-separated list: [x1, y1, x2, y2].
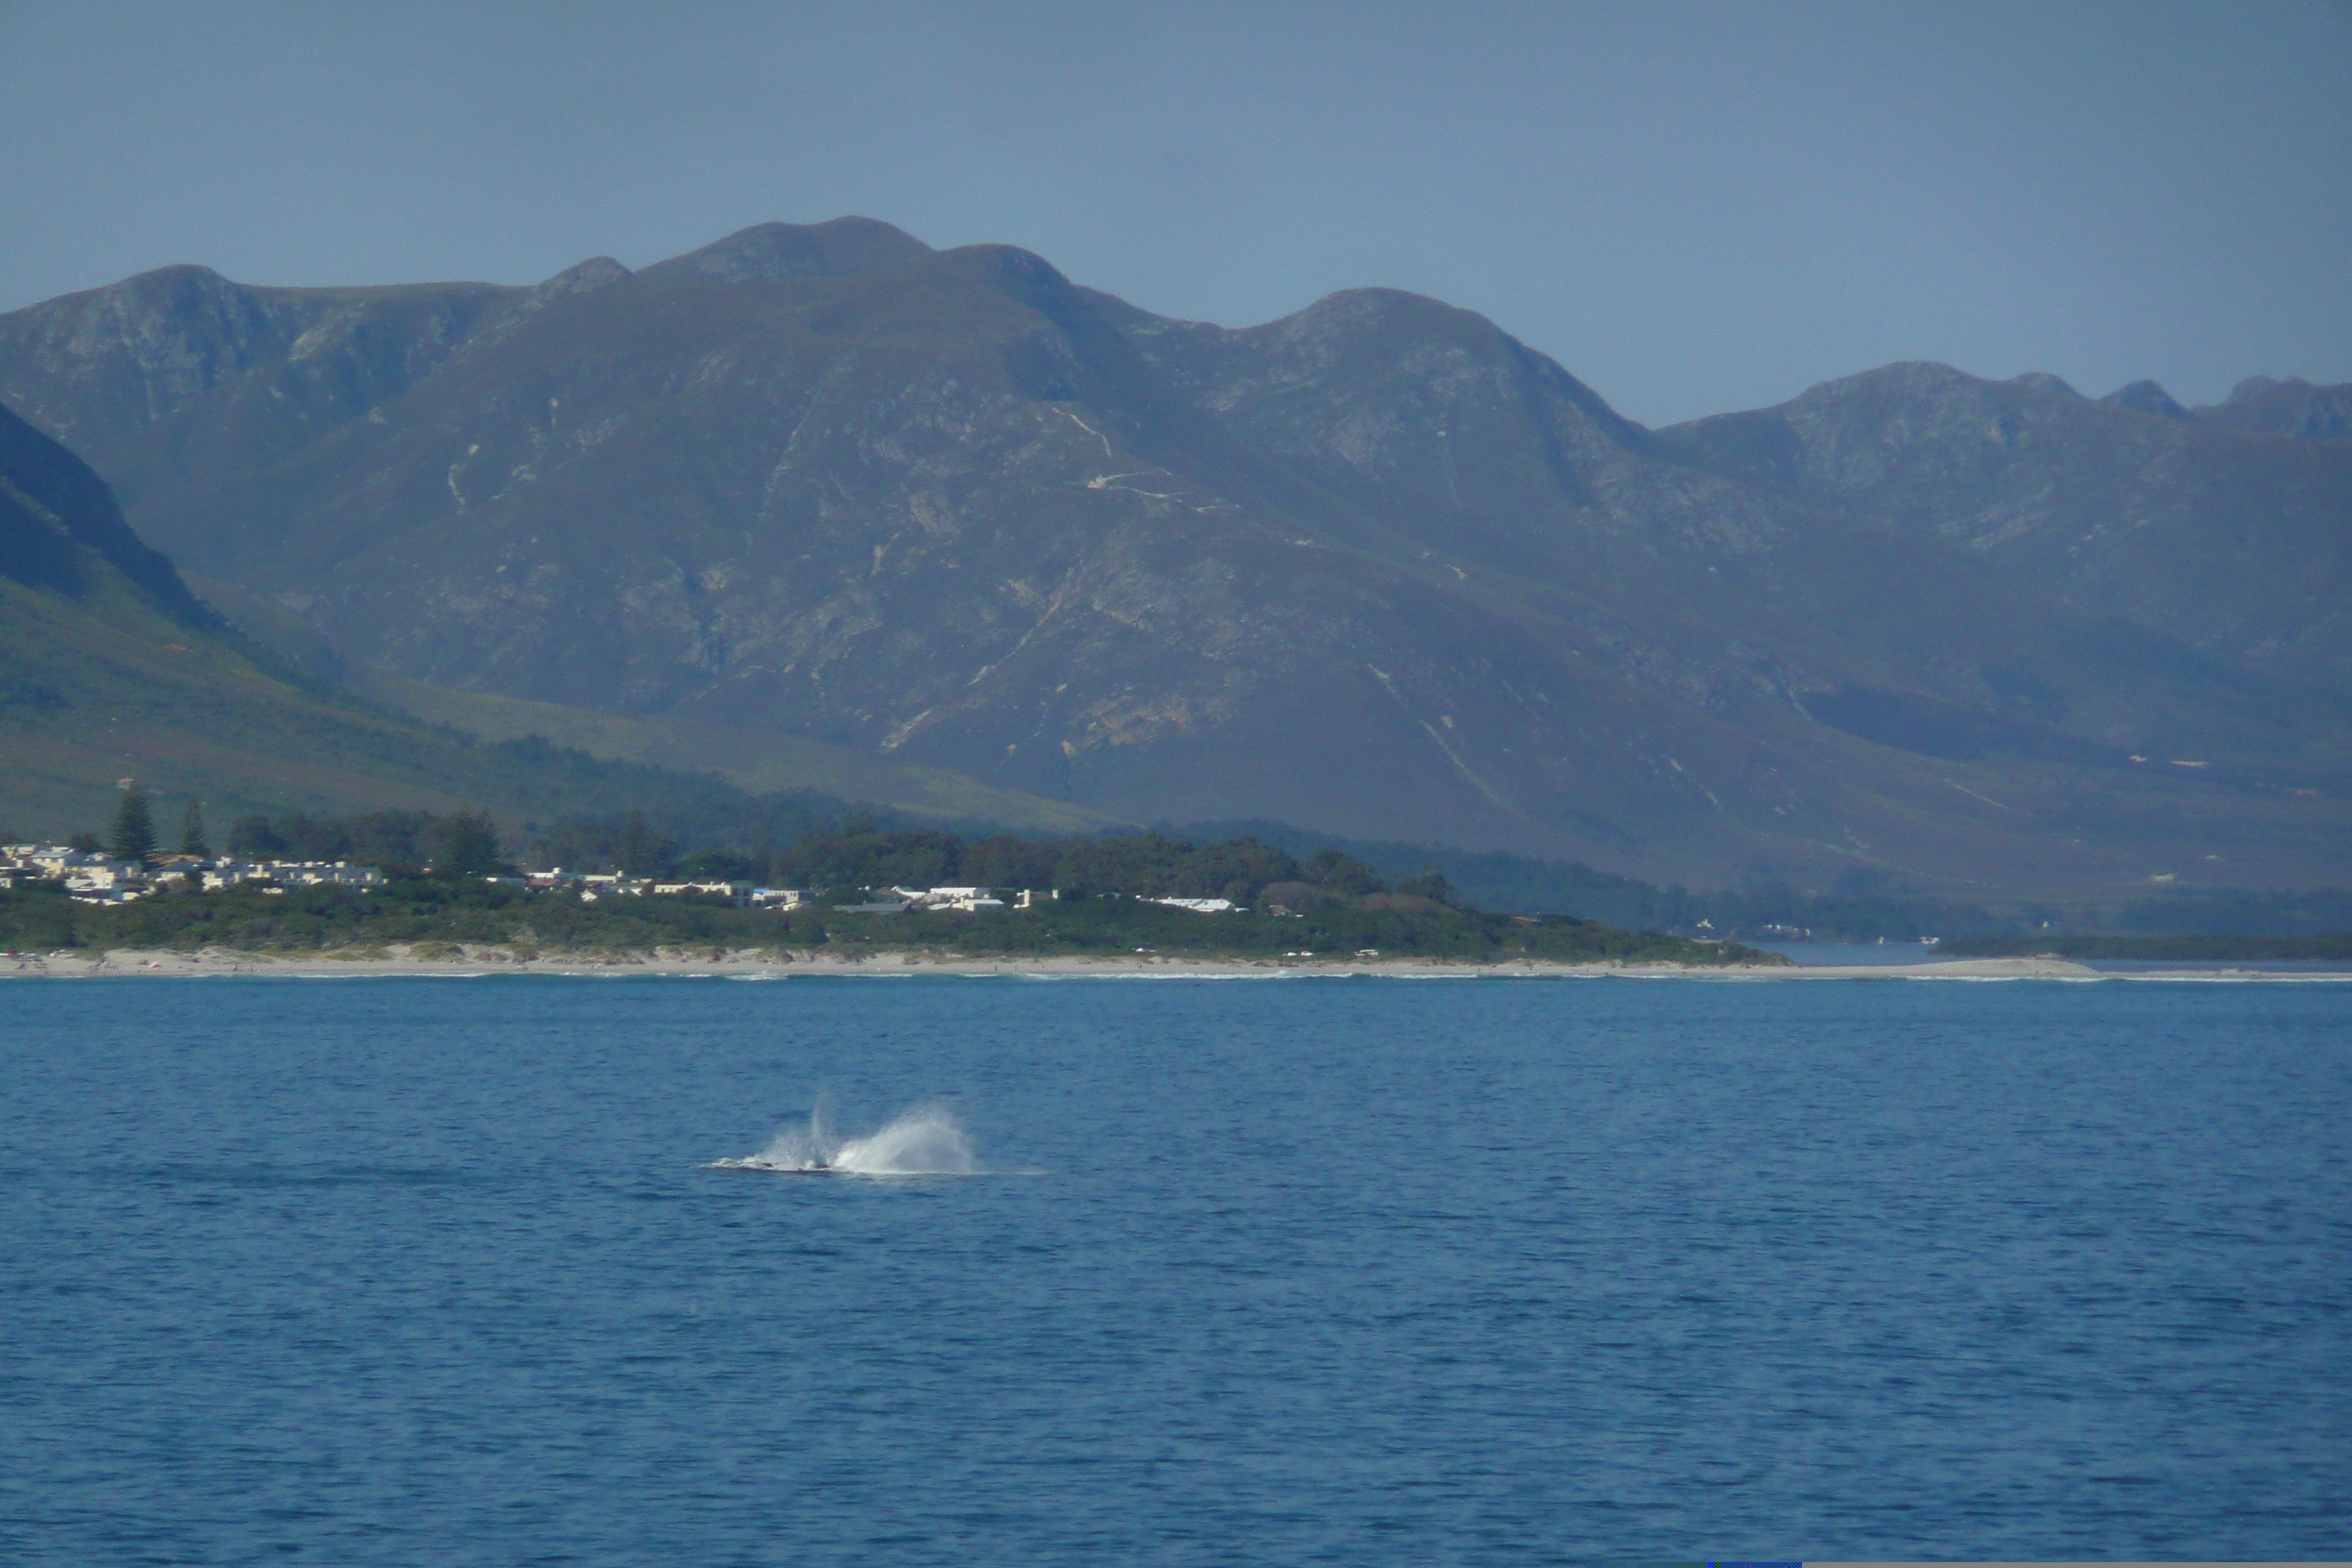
[4, 0, 2347, 425]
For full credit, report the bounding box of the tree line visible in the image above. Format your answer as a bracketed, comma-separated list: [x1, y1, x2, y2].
[37, 787, 510, 879]
[533, 810, 1450, 903]
[48, 789, 1458, 908]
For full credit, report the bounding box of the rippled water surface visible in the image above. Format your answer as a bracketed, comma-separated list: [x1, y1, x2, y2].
[4, 976, 2346, 1562]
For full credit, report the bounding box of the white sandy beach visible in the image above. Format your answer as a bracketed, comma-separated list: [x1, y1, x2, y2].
[3, 944, 2337, 981]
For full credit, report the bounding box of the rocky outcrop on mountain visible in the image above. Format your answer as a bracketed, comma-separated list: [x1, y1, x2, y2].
[2193, 376, 2352, 444]
[2, 222, 2345, 893]
[0, 266, 524, 519]
[2095, 373, 2352, 442]
[1652, 362, 2352, 696]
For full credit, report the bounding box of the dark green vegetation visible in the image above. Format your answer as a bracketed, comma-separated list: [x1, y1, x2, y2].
[222, 805, 513, 877]
[769, 825, 1316, 902]
[176, 800, 208, 858]
[41, 777, 2352, 949]
[107, 783, 156, 866]
[5, 219, 2347, 897]
[1945, 933, 2352, 962]
[0, 811, 1765, 965]
[1181, 819, 2352, 940]
[2082, 886, 2352, 938]
[0, 878, 1761, 968]
[28, 777, 2348, 952]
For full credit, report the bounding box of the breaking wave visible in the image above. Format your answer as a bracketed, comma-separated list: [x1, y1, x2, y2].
[708, 1104, 981, 1176]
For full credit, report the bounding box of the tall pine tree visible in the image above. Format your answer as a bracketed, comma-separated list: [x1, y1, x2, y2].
[178, 801, 209, 858]
[109, 783, 157, 865]
[617, 810, 675, 878]
[437, 809, 504, 878]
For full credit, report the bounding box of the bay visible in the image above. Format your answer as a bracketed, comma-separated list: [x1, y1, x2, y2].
[2, 975, 2346, 1562]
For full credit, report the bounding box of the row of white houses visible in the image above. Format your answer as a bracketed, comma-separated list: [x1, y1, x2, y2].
[0, 846, 385, 903]
[4, 845, 1250, 916]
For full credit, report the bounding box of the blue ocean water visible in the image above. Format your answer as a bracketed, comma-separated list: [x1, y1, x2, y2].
[2, 975, 2346, 1563]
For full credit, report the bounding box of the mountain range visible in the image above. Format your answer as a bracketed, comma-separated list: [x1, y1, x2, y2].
[3, 216, 2346, 896]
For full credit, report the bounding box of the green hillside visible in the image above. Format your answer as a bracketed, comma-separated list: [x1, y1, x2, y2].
[0, 565, 1110, 845]
[358, 673, 1120, 834]
[0, 402, 1114, 843]
[0, 559, 823, 843]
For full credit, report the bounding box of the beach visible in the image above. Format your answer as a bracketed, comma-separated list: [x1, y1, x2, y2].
[5, 944, 2334, 981]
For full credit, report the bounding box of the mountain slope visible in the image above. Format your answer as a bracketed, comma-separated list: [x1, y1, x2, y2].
[0, 402, 1110, 840]
[4, 223, 2346, 894]
[356, 671, 1117, 832]
[1, 397, 741, 837]
[1115, 294, 2348, 761]
[1, 402, 208, 618]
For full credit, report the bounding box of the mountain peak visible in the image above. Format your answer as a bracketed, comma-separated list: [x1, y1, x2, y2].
[532, 255, 631, 298]
[1798, 361, 1982, 402]
[935, 242, 1072, 287]
[2009, 371, 2081, 399]
[639, 217, 932, 284]
[2100, 379, 2190, 420]
[1266, 287, 1493, 342]
[2225, 374, 2302, 404]
[2198, 375, 2351, 442]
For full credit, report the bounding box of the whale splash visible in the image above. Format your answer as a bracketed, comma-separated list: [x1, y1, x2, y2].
[709, 1104, 981, 1176]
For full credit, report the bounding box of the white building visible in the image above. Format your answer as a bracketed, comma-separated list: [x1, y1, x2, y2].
[652, 880, 753, 903]
[184, 859, 383, 891]
[277, 862, 385, 888]
[876, 886, 1011, 912]
[901, 886, 1006, 912]
[64, 862, 146, 891]
[1153, 897, 1237, 914]
[65, 859, 154, 902]
[17, 845, 105, 878]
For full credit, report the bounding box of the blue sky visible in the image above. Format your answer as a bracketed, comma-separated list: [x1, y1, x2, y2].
[3, 0, 2347, 424]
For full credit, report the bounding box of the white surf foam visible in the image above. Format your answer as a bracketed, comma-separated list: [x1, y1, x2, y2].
[708, 1104, 981, 1176]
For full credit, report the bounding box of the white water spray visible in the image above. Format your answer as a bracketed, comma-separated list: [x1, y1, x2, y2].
[709, 1104, 981, 1176]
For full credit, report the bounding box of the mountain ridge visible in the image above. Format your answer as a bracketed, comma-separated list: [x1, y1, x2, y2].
[1651, 361, 2352, 695]
[4, 219, 2345, 894]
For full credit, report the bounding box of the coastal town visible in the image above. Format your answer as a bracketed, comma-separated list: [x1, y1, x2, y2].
[0, 796, 1755, 971]
[1, 844, 388, 902]
[0, 843, 1245, 917]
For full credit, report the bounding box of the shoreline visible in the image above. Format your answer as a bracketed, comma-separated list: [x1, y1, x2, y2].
[4, 946, 2345, 981]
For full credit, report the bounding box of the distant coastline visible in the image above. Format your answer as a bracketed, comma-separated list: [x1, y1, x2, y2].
[1945, 932, 2352, 962]
[7, 946, 2346, 982]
